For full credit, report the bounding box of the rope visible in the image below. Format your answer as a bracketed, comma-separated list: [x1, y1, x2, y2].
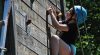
[46, 0, 51, 55]
[55, 0, 59, 35]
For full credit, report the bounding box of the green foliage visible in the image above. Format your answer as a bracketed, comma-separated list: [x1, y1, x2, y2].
[64, 0, 100, 55]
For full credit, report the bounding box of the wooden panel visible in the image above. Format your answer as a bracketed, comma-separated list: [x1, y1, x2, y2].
[48, 0, 61, 9]
[27, 24, 47, 46]
[36, 0, 47, 9]
[32, 0, 46, 19]
[13, 0, 63, 55]
[15, 10, 26, 31]
[17, 42, 38, 55]
[22, 0, 31, 6]
[16, 25, 47, 55]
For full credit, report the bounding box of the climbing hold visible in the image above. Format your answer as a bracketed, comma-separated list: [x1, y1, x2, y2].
[26, 19, 31, 25]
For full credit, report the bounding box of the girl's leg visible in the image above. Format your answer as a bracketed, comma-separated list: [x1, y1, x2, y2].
[50, 35, 71, 55]
[50, 35, 60, 55]
[59, 39, 71, 55]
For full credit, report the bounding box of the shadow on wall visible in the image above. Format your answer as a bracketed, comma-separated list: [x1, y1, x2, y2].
[30, 0, 35, 9]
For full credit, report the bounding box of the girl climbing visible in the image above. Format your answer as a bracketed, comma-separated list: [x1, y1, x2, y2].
[47, 5, 87, 55]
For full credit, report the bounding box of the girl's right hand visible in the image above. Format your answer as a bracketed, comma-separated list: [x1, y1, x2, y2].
[47, 6, 53, 15]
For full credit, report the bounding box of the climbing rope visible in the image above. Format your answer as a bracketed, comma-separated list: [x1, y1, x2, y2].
[46, 0, 52, 55]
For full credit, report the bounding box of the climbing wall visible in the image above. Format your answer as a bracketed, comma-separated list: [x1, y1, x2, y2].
[13, 0, 65, 55]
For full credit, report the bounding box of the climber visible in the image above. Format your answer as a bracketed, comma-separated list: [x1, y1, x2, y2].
[47, 5, 87, 55]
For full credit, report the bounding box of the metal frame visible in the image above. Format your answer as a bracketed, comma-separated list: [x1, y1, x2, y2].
[0, 0, 11, 55]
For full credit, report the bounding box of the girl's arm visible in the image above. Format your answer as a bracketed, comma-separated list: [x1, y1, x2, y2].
[47, 7, 69, 32]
